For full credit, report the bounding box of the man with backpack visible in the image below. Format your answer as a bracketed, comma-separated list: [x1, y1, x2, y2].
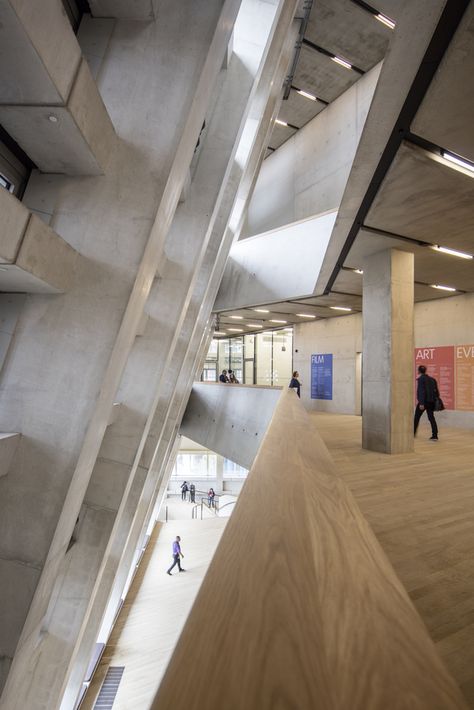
[414, 365, 440, 440]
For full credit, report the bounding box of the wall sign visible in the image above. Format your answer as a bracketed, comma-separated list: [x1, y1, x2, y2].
[311, 353, 333, 400]
[414, 346, 455, 410]
[455, 344, 474, 411]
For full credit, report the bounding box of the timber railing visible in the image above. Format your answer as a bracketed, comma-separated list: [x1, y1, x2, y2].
[152, 389, 468, 709]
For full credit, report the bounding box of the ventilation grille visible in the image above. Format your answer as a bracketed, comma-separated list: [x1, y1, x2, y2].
[93, 666, 125, 709]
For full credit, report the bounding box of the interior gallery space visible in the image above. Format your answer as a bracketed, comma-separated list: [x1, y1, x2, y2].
[1, 0, 474, 708]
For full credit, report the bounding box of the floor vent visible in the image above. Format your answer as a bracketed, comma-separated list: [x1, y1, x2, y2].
[93, 666, 125, 709]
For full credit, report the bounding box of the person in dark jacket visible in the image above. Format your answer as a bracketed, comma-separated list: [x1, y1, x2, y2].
[414, 365, 439, 440]
[289, 371, 301, 398]
[219, 369, 229, 383]
[180, 480, 189, 500]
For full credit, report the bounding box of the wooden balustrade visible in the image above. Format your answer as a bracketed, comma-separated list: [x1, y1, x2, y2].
[151, 388, 467, 710]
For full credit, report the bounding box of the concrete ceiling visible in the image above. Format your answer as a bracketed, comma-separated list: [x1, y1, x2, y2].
[267, 0, 397, 149]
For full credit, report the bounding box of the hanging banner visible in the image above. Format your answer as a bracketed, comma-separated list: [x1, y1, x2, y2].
[455, 344, 474, 411]
[311, 353, 333, 400]
[414, 346, 455, 409]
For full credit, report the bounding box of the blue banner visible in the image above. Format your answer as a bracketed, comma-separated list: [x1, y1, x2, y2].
[311, 353, 333, 400]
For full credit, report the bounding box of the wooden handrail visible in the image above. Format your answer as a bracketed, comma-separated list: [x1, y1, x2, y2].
[152, 389, 467, 709]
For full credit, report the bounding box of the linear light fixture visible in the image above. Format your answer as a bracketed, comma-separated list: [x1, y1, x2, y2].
[227, 327, 244, 332]
[275, 118, 288, 127]
[296, 313, 316, 318]
[353, 268, 364, 274]
[246, 323, 263, 328]
[441, 150, 474, 174]
[297, 89, 317, 101]
[253, 308, 269, 313]
[431, 245, 473, 260]
[375, 13, 395, 29]
[430, 284, 456, 292]
[229, 315, 243, 319]
[214, 331, 226, 336]
[330, 306, 352, 312]
[332, 56, 352, 70]
[270, 319, 287, 324]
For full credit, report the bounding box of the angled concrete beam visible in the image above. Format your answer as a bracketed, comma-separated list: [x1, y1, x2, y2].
[0, 433, 20, 479]
[89, 0, 155, 20]
[214, 209, 337, 311]
[180, 383, 282, 469]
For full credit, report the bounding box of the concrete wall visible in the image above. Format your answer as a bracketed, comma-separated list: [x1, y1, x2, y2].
[293, 293, 474, 428]
[243, 63, 381, 237]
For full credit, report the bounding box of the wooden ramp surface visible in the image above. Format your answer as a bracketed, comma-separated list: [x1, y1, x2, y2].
[81, 515, 227, 710]
[315, 412, 474, 707]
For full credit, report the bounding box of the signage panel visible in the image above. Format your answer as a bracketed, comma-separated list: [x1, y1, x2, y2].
[455, 344, 474, 411]
[414, 346, 455, 410]
[311, 353, 333, 400]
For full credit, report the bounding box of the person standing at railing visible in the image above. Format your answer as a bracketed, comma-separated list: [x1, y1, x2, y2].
[289, 371, 301, 398]
[189, 482, 196, 503]
[208, 487, 215, 508]
[166, 535, 185, 575]
[219, 369, 230, 383]
[180, 480, 189, 501]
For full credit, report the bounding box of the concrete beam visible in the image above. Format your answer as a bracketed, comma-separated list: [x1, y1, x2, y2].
[214, 210, 336, 311]
[89, 0, 155, 20]
[180, 383, 282, 469]
[0, 188, 79, 293]
[0, 58, 116, 175]
[0, 433, 20, 479]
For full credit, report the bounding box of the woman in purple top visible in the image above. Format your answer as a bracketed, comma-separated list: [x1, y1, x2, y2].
[166, 535, 185, 574]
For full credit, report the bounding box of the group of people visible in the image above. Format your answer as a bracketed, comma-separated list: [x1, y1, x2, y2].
[219, 369, 239, 383]
[180, 481, 216, 507]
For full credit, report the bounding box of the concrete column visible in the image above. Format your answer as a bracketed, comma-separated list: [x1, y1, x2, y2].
[216, 454, 224, 494]
[362, 248, 414, 454]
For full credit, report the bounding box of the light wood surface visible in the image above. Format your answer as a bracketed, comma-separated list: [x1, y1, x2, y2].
[151, 390, 468, 710]
[314, 411, 474, 707]
[81, 514, 228, 710]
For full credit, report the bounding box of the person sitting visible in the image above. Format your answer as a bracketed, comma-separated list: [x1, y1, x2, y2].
[228, 369, 239, 383]
[219, 369, 229, 383]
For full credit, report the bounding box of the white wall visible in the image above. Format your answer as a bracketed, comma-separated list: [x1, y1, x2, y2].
[243, 63, 381, 237]
[293, 293, 474, 428]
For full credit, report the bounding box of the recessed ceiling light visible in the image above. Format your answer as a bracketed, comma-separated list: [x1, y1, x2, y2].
[275, 118, 288, 127]
[353, 268, 363, 274]
[297, 89, 316, 101]
[441, 150, 474, 175]
[332, 56, 352, 70]
[270, 319, 287, 323]
[246, 323, 263, 328]
[431, 245, 473, 260]
[296, 313, 316, 318]
[214, 331, 226, 335]
[229, 315, 243, 319]
[227, 328, 244, 332]
[430, 284, 456, 292]
[253, 308, 269, 313]
[48, 115, 58, 123]
[330, 306, 352, 312]
[375, 13, 395, 29]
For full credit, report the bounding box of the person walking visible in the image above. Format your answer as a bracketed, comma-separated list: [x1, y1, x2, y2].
[180, 480, 189, 501]
[166, 535, 185, 575]
[414, 365, 439, 440]
[289, 370, 301, 398]
[219, 369, 229, 383]
[189, 482, 196, 503]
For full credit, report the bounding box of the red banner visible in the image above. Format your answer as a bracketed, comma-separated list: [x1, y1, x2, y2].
[455, 344, 474, 411]
[414, 346, 455, 410]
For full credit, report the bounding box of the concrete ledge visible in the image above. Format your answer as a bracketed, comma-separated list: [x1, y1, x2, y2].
[0, 59, 116, 175]
[0, 189, 79, 293]
[107, 402, 122, 426]
[89, 0, 155, 20]
[0, 433, 20, 478]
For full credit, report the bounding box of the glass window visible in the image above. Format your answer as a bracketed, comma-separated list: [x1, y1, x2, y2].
[256, 331, 272, 385]
[223, 458, 248, 479]
[272, 329, 293, 385]
[230, 336, 243, 382]
[172, 452, 217, 479]
[244, 334, 255, 359]
[218, 338, 230, 375]
[207, 339, 218, 359]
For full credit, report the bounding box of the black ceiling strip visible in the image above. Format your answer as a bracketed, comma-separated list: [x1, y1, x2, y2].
[291, 85, 329, 106]
[302, 38, 365, 75]
[361, 223, 432, 247]
[349, 0, 384, 19]
[286, 122, 299, 131]
[404, 131, 443, 155]
[323, 0, 470, 295]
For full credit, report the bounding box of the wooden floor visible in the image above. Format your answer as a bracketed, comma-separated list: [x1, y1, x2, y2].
[314, 412, 474, 707]
[82, 513, 228, 709]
